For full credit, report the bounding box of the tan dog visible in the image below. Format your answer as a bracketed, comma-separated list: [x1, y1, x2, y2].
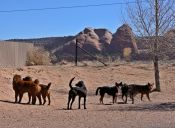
[12, 74, 42, 105]
[23, 76, 51, 105]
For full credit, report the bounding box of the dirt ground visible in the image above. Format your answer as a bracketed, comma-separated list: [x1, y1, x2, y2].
[0, 62, 175, 128]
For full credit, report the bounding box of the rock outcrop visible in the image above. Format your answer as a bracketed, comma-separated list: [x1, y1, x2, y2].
[108, 24, 138, 57]
[8, 24, 140, 61]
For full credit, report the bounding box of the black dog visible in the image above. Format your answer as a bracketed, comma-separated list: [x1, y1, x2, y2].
[95, 82, 122, 104]
[120, 83, 129, 104]
[67, 77, 87, 110]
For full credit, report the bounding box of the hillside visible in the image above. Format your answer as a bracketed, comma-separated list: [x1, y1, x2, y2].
[8, 24, 137, 60]
[8, 25, 175, 62]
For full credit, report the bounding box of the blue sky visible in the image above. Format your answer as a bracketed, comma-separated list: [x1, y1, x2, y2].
[0, 0, 130, 40]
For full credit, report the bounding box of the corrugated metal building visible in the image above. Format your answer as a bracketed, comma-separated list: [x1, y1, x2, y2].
[0, 41, 33, 67]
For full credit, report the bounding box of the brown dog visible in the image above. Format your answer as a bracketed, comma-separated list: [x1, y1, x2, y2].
[23, 76, 51, 105]
[121, 83, 154, 104]
[39, 83, 51, 105]
[12, 74, 42, 105]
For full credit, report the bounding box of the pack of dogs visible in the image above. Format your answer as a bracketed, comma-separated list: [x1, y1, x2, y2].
[12, 74, 154, 110]
[13, 75, 51, 105]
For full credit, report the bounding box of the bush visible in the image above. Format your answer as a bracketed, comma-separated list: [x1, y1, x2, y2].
[26, 47, 51, 66]
[123, 47, 132, 61]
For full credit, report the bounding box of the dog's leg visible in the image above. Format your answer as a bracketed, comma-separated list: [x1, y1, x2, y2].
[132, 97, 134, 104]
[84, 96, 87, 109]
[115, 94, 118, 103]
[99, 96, 103, 104]
[101, 95, 104, 104]
[67, 95, 71, 109]
[32, 95, 36, 105]
[28, 93, 31, 104]
[67, 96, 71, 109]
[100, 94, 104, 104]
[125, 94, 128, 104]
[15, 91, 18, 103]
[141, 93, 143, 101]
[47, 93, 51, 105]
[130, 93, 134, 104]
[112, 95, 115, 104]
[122, 93, 125, 102]
[18, 93, 23, 103]
[70, 96, 75, 109]
[78, 96, 81, 109]
[42, 94, 46, 105]
[37, 95, 42, 105]
[146, 93, 151, 101]
[99, 97, 102, 104]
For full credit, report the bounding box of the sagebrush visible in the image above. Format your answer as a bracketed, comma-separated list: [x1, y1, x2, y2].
[26, 47, 51, 65]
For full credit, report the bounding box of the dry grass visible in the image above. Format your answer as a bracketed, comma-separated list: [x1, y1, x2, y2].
[26, 47, 51, 66]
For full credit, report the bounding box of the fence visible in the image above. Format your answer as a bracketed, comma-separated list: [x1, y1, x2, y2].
[0, 41, 33, 67]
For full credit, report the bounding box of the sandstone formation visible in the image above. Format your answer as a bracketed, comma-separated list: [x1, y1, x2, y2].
[8, 24, 142, 61]
[108, 24, 138, 57]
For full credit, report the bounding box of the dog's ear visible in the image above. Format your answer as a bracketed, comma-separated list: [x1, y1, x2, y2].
[115, 82, 122, 87]
[148, 82, 154, 86]
[115, 82, 120, 86]
[47, 83, 51, 89]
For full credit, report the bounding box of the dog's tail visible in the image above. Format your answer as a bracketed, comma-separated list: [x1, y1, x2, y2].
[47, 82, 51, 90]
[69, 77, 75, 89]
[96, 87, 101, 95]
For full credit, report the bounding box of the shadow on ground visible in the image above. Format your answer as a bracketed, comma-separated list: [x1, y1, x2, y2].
[0, 99, 15, 104]
[99, 102, 175, 112]
[0, 99, 33, 105]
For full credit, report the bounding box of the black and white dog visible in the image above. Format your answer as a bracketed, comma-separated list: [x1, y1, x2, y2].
[67, 77, 87, 110]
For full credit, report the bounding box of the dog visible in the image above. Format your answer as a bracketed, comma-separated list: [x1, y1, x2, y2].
[22, 76, 33, 104]
[121, 83, 154, 104]
[12, 74, 42, 105]
[67, 77, 87, 110]
[95, 82, 122, 104]
[23, 76, 51, 105]
[39, 83, 51, 105]
[120, 83, 129, 104]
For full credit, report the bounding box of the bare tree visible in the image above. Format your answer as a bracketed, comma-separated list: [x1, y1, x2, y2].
[127, 0, 175, 91]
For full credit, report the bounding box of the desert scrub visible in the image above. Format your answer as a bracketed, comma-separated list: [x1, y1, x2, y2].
[26, 47, 51, 66]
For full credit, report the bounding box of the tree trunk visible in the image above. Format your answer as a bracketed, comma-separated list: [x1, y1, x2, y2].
[154, 0, 161, 91]
[75, 39, 78, 66]
[154, 55, 160, 91]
